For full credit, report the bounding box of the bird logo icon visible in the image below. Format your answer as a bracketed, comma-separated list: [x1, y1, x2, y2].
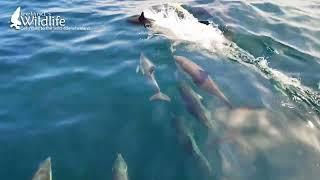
[10, 7, 22, 30]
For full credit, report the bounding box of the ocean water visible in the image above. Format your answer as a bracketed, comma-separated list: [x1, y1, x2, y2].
[0, 0, 319, 180]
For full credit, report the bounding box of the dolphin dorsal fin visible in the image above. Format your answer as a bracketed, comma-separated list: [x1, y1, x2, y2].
[199, 20, 210, 25]
[139, 12, 145, 22]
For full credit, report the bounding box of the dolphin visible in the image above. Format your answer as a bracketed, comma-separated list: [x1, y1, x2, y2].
[128, 8, 211, 27]
[137, 53, 171, 102]
[127, 12, 154, 27]
[174, 55, 232, 109]
[172, 115, 214, 177]
[113, 153, 129, 180]
[32, 157, 52, 180]
[178, 81, 213, 129]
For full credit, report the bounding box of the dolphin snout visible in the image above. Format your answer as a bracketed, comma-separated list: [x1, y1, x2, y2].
[117, 153, 124, 161]
[174, 55, 182, 63]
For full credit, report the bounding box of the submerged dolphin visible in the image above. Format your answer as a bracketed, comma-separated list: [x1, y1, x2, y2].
[178, 81, 213, 129]
[137, 53, 171, 102]
[174, 55, 232, 109]
[32, 157, 52, 180]
[113, 154, 129, 180]
[172, 115, 214, 177]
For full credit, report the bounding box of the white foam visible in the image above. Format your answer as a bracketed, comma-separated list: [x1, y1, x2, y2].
[143, 3, 227, 53]
[256, 57, 301, 87]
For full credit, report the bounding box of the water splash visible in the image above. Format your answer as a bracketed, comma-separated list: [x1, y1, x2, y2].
[143, 3, 225, 50]
[143, 3, 320, 115]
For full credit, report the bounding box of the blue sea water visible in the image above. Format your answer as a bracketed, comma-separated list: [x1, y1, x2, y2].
[0, 0, 320, 179]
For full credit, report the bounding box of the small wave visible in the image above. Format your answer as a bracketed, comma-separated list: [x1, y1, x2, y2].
[143, 3, 320, 114]
[251, 2, 285, 15]
[256, 58, 320, 113]
[54, 114, 88, 128]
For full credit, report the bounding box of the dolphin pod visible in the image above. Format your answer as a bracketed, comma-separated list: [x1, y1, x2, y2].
[131, 4, 234, 178]
[113, 153, 129, 180]
[172, 115, 214, 178]
[137, 53, 171, 102]
[32, 157, 52, 180]
[174, 55, 232, 109]
[27, 4, 242, 180]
